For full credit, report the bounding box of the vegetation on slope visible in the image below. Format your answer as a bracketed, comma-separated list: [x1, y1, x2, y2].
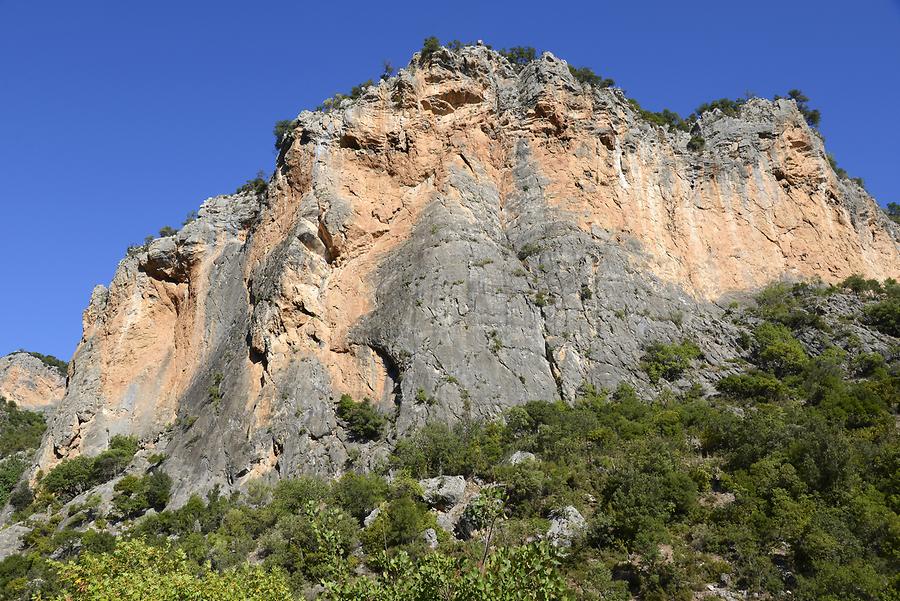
[0, 400, 45, 508]
[0, 277, 896, 600]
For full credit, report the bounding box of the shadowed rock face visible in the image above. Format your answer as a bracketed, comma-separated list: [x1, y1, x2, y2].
[0, 353, 65, 412]
[34, 46, 899, 504]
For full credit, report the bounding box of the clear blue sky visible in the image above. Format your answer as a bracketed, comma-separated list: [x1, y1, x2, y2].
[1, 0, 898, 360]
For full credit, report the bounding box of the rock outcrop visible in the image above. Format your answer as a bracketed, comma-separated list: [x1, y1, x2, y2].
[0, 352, 66, 412]
[33, 46, 899, 504]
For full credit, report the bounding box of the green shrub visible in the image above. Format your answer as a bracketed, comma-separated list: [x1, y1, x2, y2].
[864, 298, 900, 337]
[272, 120, 296, 148]
[49, 538, 293, 601]
[568, 65, 614, 88]
[694, 97, 745, 119]
[779, 89, 820, 128]
[326, 542, 573, 600]
[884, 202, 900, 224]
[42, 436, 139, 502]
[22, 352, 68, 377]
[640, 341, 702, 383]
[236, 170, 267, 196]
[8, 482, 34, 510]
[717, 371, 789, 403]
[840, 274, 882, 294]
[420, 36, 441, 63]
[687, 135, 705, 151]
[41, 456, 97, 502]
[335, 395, 386, 441]
[498, 46, 537, 68]
[360, 495, 428, 551]
[113, 471, 172, 519]
[0, 400, 46, 458]
[332, 472, 388, 523]
[753, 322, 808, 377]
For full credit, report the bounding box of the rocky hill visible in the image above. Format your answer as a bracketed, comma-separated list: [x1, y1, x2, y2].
[0, 352, 65, 413]
[31, 44, 899, 506]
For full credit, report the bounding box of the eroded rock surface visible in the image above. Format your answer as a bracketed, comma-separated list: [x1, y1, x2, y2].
[33, 46, 899, 505]
[0, 352, 65, 412]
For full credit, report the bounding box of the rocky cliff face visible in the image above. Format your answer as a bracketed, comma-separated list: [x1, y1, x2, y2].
[0, 353, 65, 412]
[35, 46, 899, 503]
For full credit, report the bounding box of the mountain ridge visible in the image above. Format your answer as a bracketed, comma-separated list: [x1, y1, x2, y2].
[28, 43, 899, 505]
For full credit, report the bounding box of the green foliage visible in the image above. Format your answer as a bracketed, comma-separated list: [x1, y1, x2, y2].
[325, 542, 573, 600]
[0, 400, 46, 459]
[21, 352, 68, 377]
[840, 273, 882, 294]
[694, 97, 746, 118]
[5, 281, 899, 600]
[112, 471, 172, 519]
[864, 297, 900, 337]
[779, 89, 821, 128]
[828, 153, 849, 179]
[751, 281, 825, 329]
[498, 46, 537, 68]
[336, 394, 386, 441]
[640, 340, 702, 383]
[753, 322, 808, 377]
[627, 99, 692, 133]
[157, 225, 177, 237]
[686, 135, 705, 151]
[46, 538, 292, 601]
[567, 64, 614, 88]
[272, 119, 296, 148]
[420, 36, 441, 63]
[0, 458, 27, 508]
[360, 495, 429, 551]
[390, 421, 503, 478]
[332, 472, 388, 523]
[236, 170, 268, 196]
[884, 202, 900, 224]
[41, 436, 138, 502]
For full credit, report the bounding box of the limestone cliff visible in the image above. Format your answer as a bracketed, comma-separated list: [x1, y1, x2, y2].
[34, 46, 899, 503]
[0, 353, 65, 413]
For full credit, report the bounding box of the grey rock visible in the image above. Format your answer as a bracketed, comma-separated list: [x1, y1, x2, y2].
[546, 506, 587, 547]
[423, 528, 439, 549]
[0, 525, 28, 561]
[508, 451, 536, 465]
[363, 507, 381, 527]
[419, 475, 467, 510]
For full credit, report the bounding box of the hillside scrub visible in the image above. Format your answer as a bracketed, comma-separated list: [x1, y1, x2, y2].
[0, 281, 897, 600]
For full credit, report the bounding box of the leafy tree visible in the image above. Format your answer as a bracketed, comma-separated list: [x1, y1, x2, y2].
[236, 170, 268, 196]
[420, 36, 441, 63]
[752, 322, 808, 377]
[884, 202, 900, 224]
[46, 539, 292, 601]
[272, 119, 295, 148]
[568, 65, 614, 88]
[325, 542, 573, 600]
[640, 340, 702, 383]
[864, 297, 900, 337]
[335, 394, 386, 441]
[22, 352, 68, 377]
[499, 46, 537, 68]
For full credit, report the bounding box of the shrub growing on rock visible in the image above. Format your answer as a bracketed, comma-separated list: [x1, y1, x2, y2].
[640, 341, 702, 383]
[336, 394, 386, 441]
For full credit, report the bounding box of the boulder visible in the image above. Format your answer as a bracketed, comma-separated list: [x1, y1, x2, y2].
[508, 451, 537, 465]
[419, 475, 466, 510]
[546, 506, 587, 547]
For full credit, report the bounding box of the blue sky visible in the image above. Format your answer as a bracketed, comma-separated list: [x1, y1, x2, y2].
[1, 0, 898, 359]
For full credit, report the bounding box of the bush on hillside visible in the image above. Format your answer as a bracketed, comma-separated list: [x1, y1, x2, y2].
[640, 341, 702, 383]
[336, 395, 386, 441]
